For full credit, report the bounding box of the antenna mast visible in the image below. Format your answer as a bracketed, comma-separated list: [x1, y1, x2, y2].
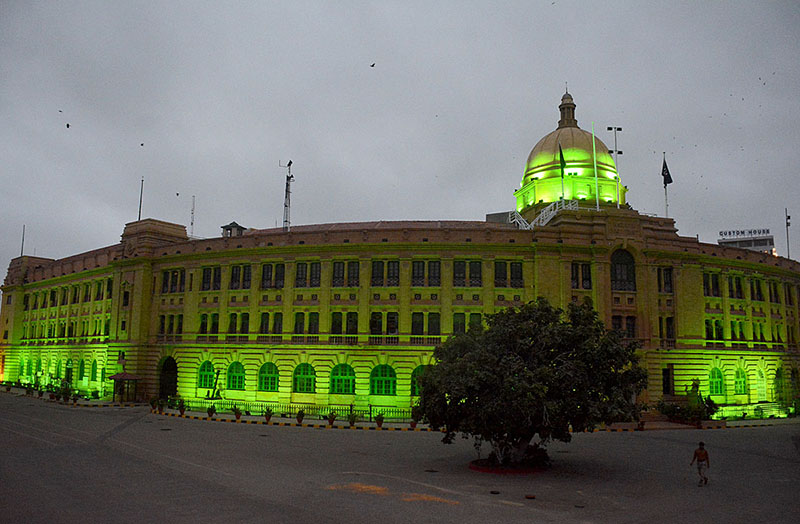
[280, 160, 294, 232]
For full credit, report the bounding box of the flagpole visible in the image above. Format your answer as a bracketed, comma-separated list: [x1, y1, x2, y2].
[592, 122, 599, 211]
[138, 176, 144, 221]
[663, 152, 669, 218]
[559, 141, 565, 202]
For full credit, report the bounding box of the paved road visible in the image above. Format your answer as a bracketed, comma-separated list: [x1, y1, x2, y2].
[1, 393, 799, 523]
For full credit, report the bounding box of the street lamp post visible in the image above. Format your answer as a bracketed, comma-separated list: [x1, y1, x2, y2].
[607, 126, 622, 209]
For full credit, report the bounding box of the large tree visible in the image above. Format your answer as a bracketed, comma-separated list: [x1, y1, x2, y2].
[417, 297, 647, 465]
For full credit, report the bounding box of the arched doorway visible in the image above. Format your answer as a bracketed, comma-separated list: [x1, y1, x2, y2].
[159, 357, 178, 399]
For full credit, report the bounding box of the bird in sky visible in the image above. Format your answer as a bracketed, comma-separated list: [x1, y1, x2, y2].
[140, 143, 144, 147]
[66, 123, 70, 128]
[370, 63, 375, 67]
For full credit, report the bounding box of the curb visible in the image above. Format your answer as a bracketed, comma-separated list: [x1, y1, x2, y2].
[151, 409, 440, 432]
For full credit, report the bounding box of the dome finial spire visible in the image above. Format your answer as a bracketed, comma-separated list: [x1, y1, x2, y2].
[558, 90, 577, 128]
[565, 81, 568, 95]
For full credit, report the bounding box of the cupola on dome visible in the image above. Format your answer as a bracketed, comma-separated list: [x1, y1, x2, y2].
[514, 92, 626, 215]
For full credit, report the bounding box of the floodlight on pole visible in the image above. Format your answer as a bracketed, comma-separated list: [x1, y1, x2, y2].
[607, 126, 622, 209]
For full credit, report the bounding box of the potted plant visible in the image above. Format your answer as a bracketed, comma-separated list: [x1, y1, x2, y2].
[4, 383, 10, 392]
[71, 393, 79, 405]
[232, 404, 242, 420]
[178, 399, 186, 416]
[296, 409, 305, 424]
[157, 399, 166, 414]
[207, 404, 216, 418]
[375, 413, 385, 428]
[327, 410, 337, 426]
[348, 412, 357, 427]
[149, 398, 158, 411]
[410, 405, 422, 429]
[263, 407, 273, 423]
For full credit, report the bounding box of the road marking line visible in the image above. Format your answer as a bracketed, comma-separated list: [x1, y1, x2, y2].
[108, 438, 235, 477]
[0, 425, 59, 446]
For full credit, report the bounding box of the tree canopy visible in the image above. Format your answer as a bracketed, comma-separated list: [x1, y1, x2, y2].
[416, 297, 647, 465]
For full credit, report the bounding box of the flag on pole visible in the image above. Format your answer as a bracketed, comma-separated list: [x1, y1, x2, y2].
[559, 143, 566, 175]
[661, 155, 673, 187]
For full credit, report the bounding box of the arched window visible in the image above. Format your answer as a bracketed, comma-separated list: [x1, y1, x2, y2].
[734, 368, 747, 395]
[293, 363, 316, 393]
[411, 365, 430, 396]
[370, 364, 397, 396]
[227, 361, 245, 390]
[78, 359, 86, 380]
[198, 361, 215, 389]
[709, 368, 724, 395]
[610, 250, 636, 291]
[330, 364, 356, 394]
[91, 360, 98, 381]
[55, 359, 61, 378]
[258, 362, 279, 392]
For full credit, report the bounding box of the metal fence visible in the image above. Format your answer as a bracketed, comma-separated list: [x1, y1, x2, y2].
[170, 397, 413, 421]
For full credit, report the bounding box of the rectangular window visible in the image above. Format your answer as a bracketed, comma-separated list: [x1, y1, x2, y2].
[294, 312, 305, 334]
[295, 262, 308, 288]
[228, 313, 237, 333]
[371, 261, 384, 286]
[199, 315, 208, 334]
[384, 312, 398, 335]
[735, 277, 743, 299]
[242, 265, 251, 289]
[159, 315, 166, 335]
[428, 261, 441, 286]
[453, 312, 465, 334]
[212, 267, 221, 290]
[230, 266, 241, 290]
[167, 315, 175, 334]
[665, 316, 675, 339]
[347, 261, 359, 287]
[370, 312, 382, 335]
[469, 313, 482, 331]
[411, 312, 424, 335]
[23, 294, 29, 310]
[331, 312, 343, 334]
[107, 279, 113, 297]
[469, 261, 482, 287]
[386, 261, 400, 286]
[453, 261, 466, 287]
[510, 262, 523, 288]
[274, 264, 285, 288]
[611, 315, 622, 332]
[308, 312, 319, 334]
[259, 313, 269, 334]
[703, 273, 710, 297]
[202, 268, 212, 291]
[122, 291, 130, 307]
[71, 286, 79, 304]
[495, 261, 508, 288]
[162, 272, 170, 293]
[261, 264, 272, 289]
[61, 288, 68, 306]
[658, 268, 673, 294]
[581, 263, 591, 290]
[412, 261, 425, 286]
[309, 262, 321, 287]
[625, 316, 636, 338]
[346, 312, 358, 334]
[210, 313, 219, 334]
[332, 262, 345, 287]
[428, 312, 440, 335]
[571, 262, 579, 289]
[239, 313, 248, 334]
[711, 274, 720, 297]
[272, 312, 283, 334]
[83, 284, 90, 302]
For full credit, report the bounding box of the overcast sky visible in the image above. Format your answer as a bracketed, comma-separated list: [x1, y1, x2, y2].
[2, 1, 800, 278]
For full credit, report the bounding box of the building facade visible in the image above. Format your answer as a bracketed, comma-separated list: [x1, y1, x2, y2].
[1, 94, 798, 416]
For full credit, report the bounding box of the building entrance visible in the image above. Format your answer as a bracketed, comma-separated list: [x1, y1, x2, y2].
[159, 357, 178, 399]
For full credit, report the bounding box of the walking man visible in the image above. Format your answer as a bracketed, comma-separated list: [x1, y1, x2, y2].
[690, 441, 710, 486]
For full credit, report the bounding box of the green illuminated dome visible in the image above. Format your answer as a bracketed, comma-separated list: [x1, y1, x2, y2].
[514, 92, 627, 214]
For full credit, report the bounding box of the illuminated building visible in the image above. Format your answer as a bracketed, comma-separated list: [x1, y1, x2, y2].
[1, 93, 798, 417]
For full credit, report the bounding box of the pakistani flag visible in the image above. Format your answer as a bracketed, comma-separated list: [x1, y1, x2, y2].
[661, 156, 673, 187]
[559, 143, 566, 178]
